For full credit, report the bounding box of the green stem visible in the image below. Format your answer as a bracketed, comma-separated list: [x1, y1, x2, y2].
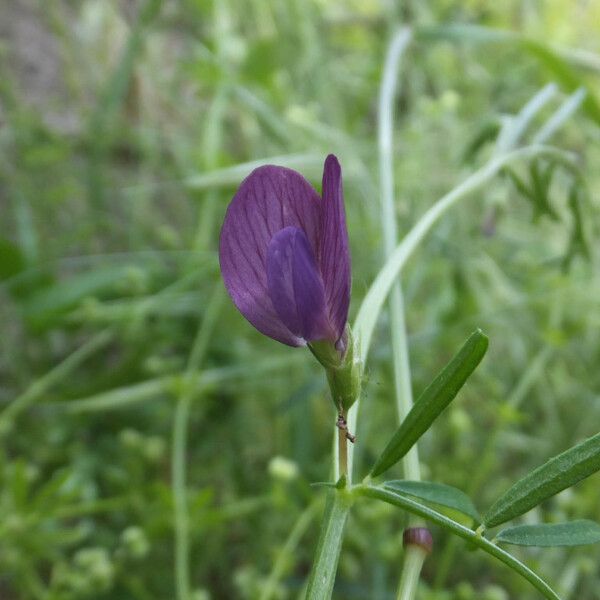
[396, 547, 427, 600]
[306, 402, 355, 599]
[172, 392, 193, 600]
[338, 410, 348, 480]
[378, 27, 421, 485]
[353, 143, 576, 360]
[305, 490, 352, 600]
[494, 83, 557, 155]
[356, 485, 560, 600]
[172, 286, 224, 600]
[378, 26, 425, 600]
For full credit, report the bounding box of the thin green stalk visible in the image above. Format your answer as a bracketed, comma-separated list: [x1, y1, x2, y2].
[356, 485, 560, 600]
[184, 153, 322, 191]
[172, 393, 193, 600]
[377, 25, 424, 600]
[352, 144, 576, 361]
[193, 88, 229, 253]
[494, 83, 557, 155]
[192, 0, 228, 253]
[58, 356, 303, 414]
[378, 27, 421, 484]
[172, 286, 224, 600]
[532, 88, 587, 144]
[337, 417, 348, 480]
[86, 0, 162, 212]
[305, 490, 352, 600]
[396, 547, 427, 600]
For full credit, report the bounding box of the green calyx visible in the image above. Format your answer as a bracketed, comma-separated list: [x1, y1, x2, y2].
[309, 327, 362, 412]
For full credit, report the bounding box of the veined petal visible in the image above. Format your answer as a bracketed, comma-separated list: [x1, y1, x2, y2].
[267, 227, 333, 343]
[219, 165, 321, 346]
[319, 154, 351, 342]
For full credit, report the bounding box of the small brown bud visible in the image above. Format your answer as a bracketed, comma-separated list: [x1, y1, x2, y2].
[403, 527, 433, 554]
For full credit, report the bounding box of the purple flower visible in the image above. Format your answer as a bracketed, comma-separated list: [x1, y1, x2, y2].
[219, 154, 351, 350]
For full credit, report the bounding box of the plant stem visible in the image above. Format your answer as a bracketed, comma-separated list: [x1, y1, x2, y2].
[305, 491, 352, 600]
[356, 485, 560, 600]
[494, 83, 557, 155]
[533, 88, 586, 144]
[378, 25, 426, 600]
[338, 410, 348, 479]
[396, 547, 427, 600]
[353, 143, 576, 360]
[172, 286, 224, 600]
[378, 26, 421, 483]
[172, 391, 193, 600]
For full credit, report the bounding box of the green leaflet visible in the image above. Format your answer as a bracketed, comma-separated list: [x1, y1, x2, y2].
[495, 520, 600, 547]
[484, 432, 600, 528]
[357, 485, 560, 600]
[383, 480, 481, 524]
[370, 330, 489, 477]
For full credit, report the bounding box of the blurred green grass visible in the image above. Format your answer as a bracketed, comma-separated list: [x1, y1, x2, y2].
[0, 1, 599, 598]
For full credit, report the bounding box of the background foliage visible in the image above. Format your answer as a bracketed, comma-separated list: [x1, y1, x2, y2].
[0, 1, 599, 598]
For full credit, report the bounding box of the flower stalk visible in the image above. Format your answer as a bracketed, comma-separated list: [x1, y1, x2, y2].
[337, 415, 349, 480]
[377, 26, 427, 600]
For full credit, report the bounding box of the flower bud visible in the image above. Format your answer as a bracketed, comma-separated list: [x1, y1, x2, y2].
[403, 527, 433, 554]
[310, 326, 362, 412]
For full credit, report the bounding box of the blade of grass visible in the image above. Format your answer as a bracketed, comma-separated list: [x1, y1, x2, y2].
[376, 26, 419, 484]
[184, 154, 323, 190]
[352, 145, 575, 365]
[57, 356, 303, 414]
[494, 83, 558, 155]
[376, 27, 427, 600]
[172, 285, 224, 600]
[532, 88, 587, 144]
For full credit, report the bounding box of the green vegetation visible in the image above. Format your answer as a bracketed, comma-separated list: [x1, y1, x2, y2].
[1, 1, 599, 599]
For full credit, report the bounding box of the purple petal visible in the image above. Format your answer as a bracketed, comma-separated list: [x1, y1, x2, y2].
[319, 154, 351, 342]
[267, 227, 333, 343]
[219, 165, 321, 346]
